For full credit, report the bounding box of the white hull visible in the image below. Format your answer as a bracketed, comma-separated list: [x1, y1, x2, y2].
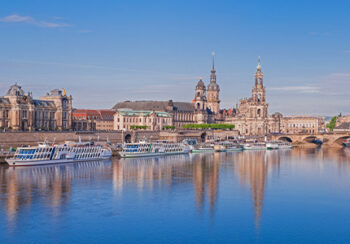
[225, 147, 244, 152]
[192, 149, 215, 153]
[243, 146, 266, 150]
[120, 150, 190, 158]
[6, 155, 111, 167]
[266, 143, 279, 150]
[278, 145, 293, 149]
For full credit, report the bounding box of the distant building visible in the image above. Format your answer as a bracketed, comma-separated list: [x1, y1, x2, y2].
[280, 116, 322, 134]
[113, 56, 221, 128]
[222, 58, 282, 136]
[113, 100, 196, 128]
[72, 109, 115, 131]
[334, 122, 350, 132]
[0, 84, 72, 131]
[114, 109, 172, 131]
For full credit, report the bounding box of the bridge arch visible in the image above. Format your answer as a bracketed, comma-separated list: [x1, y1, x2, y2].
[302, 135, 323, 144]
[200, 132, 207, 142]
[333, 136, 350, 145]
[124, 134, 132, 143]
[278, 136, 293, 143]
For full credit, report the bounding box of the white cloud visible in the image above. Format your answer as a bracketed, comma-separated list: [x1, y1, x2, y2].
[0, 14, 70, 28]
[269, 86, 321, 94]
[345, 50, 350, 53]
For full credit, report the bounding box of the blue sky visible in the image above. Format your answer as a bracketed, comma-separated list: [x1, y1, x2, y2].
[0, 0, 349, 115]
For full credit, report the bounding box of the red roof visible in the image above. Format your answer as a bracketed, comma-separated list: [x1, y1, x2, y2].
[73, 109, 115, 120]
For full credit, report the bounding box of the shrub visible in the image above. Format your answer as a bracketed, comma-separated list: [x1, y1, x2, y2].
[182, 124, 235, 130]
[130, 125, 147, 130]
[163, 125, 175, 130]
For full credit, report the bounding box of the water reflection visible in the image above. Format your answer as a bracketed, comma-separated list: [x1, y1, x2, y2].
[1, 148, 350, 238]
[233, 150, 283, 227]
[0, 161, 111, 231]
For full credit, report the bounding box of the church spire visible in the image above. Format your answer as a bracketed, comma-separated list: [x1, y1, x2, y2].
[211, 51, 215, 71]
[256, 56, 262, 72]
[210, 52, 216, 83]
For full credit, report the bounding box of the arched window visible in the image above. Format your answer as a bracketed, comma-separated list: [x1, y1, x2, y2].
[257, 109, 261, 117]
[197, 103, 200, 109]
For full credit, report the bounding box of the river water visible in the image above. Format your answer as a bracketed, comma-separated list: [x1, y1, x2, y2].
[1, 148, 350, 243]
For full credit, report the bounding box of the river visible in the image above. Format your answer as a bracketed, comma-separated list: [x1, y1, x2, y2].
[1, 148, 350, 243]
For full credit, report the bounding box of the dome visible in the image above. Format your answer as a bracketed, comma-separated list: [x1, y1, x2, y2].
[196, 78, 205, 90]
[208, 82, 219, 91]
[6, 83, 25, 96]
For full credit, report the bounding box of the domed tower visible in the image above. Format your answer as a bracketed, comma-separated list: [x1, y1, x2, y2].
[207, 53, 220, 114]
[193, 77, 207, 111]
[251, 57, 268, 119]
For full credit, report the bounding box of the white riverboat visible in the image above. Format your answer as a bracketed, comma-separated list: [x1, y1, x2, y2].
[266, 142, 279, 150]
[243, 142, 266, 150]
[192, 144, 215, 153]
[119, 141, 191, 158]
[5, 141, 112, 167]
[276, 141, 293, 149]
[214, 141, 243, 152]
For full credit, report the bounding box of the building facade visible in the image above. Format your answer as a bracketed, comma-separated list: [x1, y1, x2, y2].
[114, 109, 172, 131]
[113, 56, 220, 128]
[222, 58, 280, 136]
[0, 84, 72, 131]
[72, 109, 115, 131]
[221, 58, 324, 136]
[279, 116, 322, 134]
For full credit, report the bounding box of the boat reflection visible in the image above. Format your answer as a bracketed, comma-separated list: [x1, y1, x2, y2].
[2, 148, 350, 233]
[0, 161, 111, 231]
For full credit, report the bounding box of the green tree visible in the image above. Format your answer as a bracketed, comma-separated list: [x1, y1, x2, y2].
[326, 116, 337, 131]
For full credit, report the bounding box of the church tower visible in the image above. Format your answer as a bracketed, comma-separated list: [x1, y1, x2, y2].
[193, 77, 207, 111]
[251, 57, 268, 119]
[207, 53, 220, 114]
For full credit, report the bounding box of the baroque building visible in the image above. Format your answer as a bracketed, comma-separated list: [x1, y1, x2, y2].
[221, 58, 324, 136]
[113, 56, 220, 129]
[0, 84, 72, 131]
[222, 58, 280, 136]
[113, 109, 173, 131]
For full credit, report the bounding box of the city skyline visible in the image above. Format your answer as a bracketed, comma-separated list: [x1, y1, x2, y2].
[1, 0, 349, 116]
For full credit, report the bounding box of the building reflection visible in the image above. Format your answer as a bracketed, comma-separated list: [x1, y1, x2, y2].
[113, 153, 221, 217]
[0, 161, 110, 231]
[233, 150, 282, 227]
[2, 147, 350, 232]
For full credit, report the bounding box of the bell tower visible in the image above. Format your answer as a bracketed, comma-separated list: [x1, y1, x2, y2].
[207, 52, 220, 114]
[193, 77, 207, 111]
[251, 57, 268, 119]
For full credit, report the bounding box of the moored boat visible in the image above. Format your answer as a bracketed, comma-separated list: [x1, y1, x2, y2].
[243, 142, 266, 150]
[220, 141, 243, 152]
[343, 139, 350, 147]
[119, 141, 191, 158]
[192, 144, 215, 153]
[266, 141, 279, 150]
[5, 141, 112, 167]
[276, 141, 293, 149]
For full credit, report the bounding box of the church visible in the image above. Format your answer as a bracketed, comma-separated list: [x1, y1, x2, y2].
[113, 56, 221, 129]
[113, 56, 320, 135]
[221, 58, 282, 136]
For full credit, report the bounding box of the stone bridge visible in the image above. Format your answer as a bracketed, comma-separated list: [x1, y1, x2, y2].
[270, 132, 350, 146]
